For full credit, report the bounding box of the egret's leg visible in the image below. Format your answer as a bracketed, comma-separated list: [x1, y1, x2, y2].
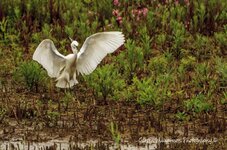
[72, 74, 80, 106]
[67, 80, 70, 89]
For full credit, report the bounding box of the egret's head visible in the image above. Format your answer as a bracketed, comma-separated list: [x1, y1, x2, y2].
[71, 40, 79, 49]
[69, 37, 79, 53]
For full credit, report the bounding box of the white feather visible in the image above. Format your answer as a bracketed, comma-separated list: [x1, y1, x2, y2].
[76, 32, 125, 75]
[32, 39, 65, 78]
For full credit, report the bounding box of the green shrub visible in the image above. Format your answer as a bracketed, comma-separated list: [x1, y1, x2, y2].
[148, 54, 169, 75]
[139, 26, 152, 60]
[179, 56, 196, 71]
[11, 44, 23, 66]
[133, 76, 159, 106]
[215, 57, 227, 86]
[0, 17, 8, 40]
[46, 111, 60, 127]
[95, 0, 113, 23]
[13, 61, 47, 91]
[193, 34, 214, 60]
[169, 4, 186, 22]
[214, 31, 227, 55]
[147, 10, 156, 31]
[84, 64, 126, 102]
[170, 19, 186, 58]
[184, 94, 213, 114]
[155, 33, 167, 51]
[192, 1, 206, 32]
[178, 56, 196, 79]
[109, 122, 121, 147]
[132, 74, 173, 107]
[220, 91, 227, 105]
[61, 92, 74, 111]
[115, 39, 144, 81]
[175, 111, 188, 121]
[191, 62, 211, 89]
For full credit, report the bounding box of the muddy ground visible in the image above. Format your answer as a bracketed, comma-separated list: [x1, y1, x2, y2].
[0, 84, 226, 149]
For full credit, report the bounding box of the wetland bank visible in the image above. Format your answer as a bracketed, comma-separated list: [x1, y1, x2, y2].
[0, 0, 226, 149]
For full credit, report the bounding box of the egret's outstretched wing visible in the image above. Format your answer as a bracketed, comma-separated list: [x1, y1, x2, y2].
[33, 39, 66, 77]
[76, 32, 125, 75]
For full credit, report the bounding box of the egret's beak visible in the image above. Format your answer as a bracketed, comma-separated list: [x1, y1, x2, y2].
[69, 37, 73, 42]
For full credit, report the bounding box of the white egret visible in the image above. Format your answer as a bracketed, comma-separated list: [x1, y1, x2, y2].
[33, 32, 125, 88]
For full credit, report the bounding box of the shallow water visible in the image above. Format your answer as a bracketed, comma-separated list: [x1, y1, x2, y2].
[0, 136, 221, 150]
[0, 139, 157, 150]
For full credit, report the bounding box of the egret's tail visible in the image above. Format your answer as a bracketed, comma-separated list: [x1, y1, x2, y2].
[56, 73, 78, 88]
[56, 79, 78, 88]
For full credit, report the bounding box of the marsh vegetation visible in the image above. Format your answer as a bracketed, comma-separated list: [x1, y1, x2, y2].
[0, 0, 226, 149]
